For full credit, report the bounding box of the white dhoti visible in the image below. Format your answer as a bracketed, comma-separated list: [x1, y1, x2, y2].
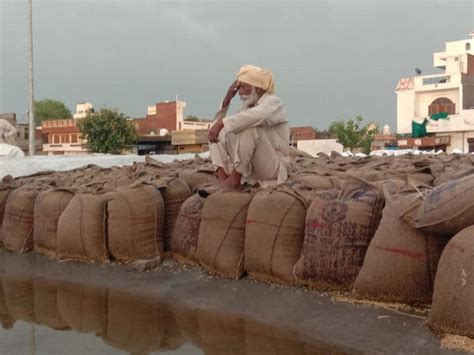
[209, 126, 282, 187]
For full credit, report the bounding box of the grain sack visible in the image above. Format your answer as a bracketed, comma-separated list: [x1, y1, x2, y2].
[169, 194, 207, 264]
[106, 185, 165, 263]
[34, 278, 69, 330]
[414, 175, 474, 234]
[245, 188, 306, 284]
[178, 168, 218, 192]
[428, 225, 474, 338]
[57, 281, 107, 334]
[33, 189, 74, 257]
[0, 188, 13, 247]
[2, 186, 41, 253]
[290, 173, 333, 190]
[294, 176, 383, 289]
[3, 276, 35, 323]
[196, 191, 253, 279]
[103, 290, 164, 354]
[57, 193, 109, 263]
[160, 178, 192, 250]
[353, 186, 449, 304]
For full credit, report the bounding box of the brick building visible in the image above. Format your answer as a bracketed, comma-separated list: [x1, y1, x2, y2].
[42, 119, 85, 154]
[290, 126, 317, 145]
[133, 101, 210, 136]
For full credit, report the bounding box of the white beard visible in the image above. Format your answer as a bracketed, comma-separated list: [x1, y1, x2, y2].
[240, 87, 260, 110]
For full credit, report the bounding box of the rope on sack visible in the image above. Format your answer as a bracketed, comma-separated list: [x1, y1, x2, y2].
[409, 181, 434, 201]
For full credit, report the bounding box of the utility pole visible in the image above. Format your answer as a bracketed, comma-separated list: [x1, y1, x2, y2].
[27, 0, 35, 155]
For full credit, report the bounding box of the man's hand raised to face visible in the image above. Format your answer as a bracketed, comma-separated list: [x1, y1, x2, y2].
[221, 81, 240, 109]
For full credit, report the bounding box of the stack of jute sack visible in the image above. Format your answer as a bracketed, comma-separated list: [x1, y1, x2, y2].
[2, 151, 474, 339]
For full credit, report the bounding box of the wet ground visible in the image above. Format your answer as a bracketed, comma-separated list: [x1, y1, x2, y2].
[0, 250, 463, 354]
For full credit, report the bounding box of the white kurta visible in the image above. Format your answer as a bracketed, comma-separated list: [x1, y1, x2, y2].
[209, 93, 290, 187]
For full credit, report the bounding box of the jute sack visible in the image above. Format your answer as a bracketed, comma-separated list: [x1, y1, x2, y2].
[160, 178, 192, 251]
[353, 185, 449, 304]
[0, 188, 13, 247]
[103, 290, 164, 354]
[245, 187, 307, 284]
[169, 186, 219, 264]
[57, 281, 107, 334]
[33, 189, 75, 257]
[34, 278, 69, 330]
[1, 186, 41, 253]
[178, 168, 218, 192]
[290, 173, 333, 191]
[414, 174, 474, 235]
[196, 191, 253, 279]
[106, 185, 165, 263]
[427, 225, 474, 338]
[294, 176, 384, 289]
[57, 193, 109, 263]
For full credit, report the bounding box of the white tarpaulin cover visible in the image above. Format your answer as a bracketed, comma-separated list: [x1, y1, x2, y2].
[0, 143, 25, 158]
[0, 151, 210, 179]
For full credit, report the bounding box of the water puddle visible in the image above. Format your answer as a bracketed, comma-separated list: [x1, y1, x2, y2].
[0, 272, 351, 354]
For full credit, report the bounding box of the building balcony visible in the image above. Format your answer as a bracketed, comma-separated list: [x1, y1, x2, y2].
[413, 73, 461, 92]
[43, 143, 86, 153]
[426, 109, 474, 133]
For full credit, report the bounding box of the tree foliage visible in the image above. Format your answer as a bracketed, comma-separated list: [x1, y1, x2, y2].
[78, 108, 138, 154]
[329, 115, 379, 154]
[34, 99, 72, 124]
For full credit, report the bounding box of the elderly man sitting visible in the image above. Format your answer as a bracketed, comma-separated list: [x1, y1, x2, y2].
[208, 65, 290, 190]
[0, 119, 18, 145]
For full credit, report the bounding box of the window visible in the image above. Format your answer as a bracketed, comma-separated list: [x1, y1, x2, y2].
[61, 134, 70, 143]
[467, 43, 471, 51]
[53, 135, 60, 144]
[429, 97, 455, 115]
[71, 134, 78, 143]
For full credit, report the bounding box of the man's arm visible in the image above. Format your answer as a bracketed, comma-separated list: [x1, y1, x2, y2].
[209, 81, 240, 143]
[0, 120, 17, 139]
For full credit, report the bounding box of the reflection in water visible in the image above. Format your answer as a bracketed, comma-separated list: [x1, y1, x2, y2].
[0, 272, 351, 355]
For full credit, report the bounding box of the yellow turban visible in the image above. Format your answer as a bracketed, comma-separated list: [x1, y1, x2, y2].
[236, 65, 275, 94]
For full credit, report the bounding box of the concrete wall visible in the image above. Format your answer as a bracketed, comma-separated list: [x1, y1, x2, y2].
[297, 139, 343, 156]
[445, 39, 474, 54]
[396, 90, 415, 134]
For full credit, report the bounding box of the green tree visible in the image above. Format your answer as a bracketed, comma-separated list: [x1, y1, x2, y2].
[78, 108, 138, 154]
[34, 99, 72, 124]
[329, 116, 379, 154]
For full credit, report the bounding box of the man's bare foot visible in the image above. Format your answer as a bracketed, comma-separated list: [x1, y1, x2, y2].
[216, 167, 228, 183]
[219, 170, 242, 191]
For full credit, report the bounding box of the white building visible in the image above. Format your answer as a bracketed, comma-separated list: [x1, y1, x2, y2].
[73, 102, 94, 119]
[396, 34, 474, 153]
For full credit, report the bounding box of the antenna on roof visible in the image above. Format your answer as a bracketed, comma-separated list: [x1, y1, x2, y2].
[415, 68, 422, 76]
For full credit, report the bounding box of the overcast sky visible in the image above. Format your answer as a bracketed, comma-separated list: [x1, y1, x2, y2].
[1, 0, 473, 130]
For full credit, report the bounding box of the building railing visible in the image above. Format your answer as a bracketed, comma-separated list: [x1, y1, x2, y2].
[43, 143, 86, 152]
[422, 75, 450, 85]
[42, 119, 77, 128]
